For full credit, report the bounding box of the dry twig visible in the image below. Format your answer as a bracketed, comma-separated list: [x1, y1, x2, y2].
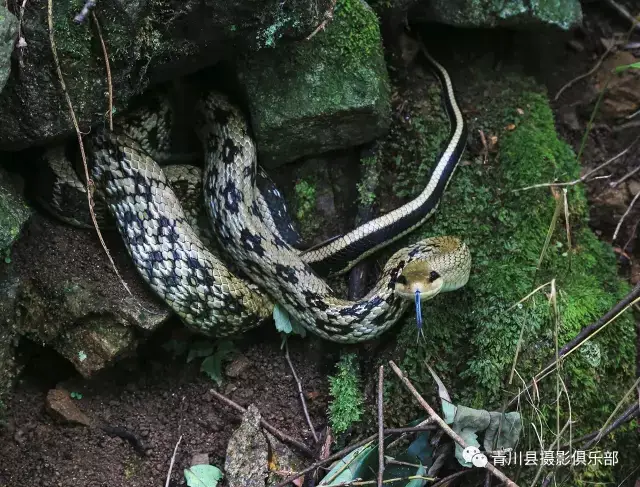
[389, 361, 519, 487]
[272, 425, 437, 487]
[613, 190, 640, 241]
[164, 434, 183, 487]
[508, 280, 640, 408]
[209, 388, 315, 458]
[516, 134, 640, 192]
[377, 366, 384, 487]
[284, 341, 318, 443]
[319, 475, 434, 486]
[47, 0, 134, 298]
[554, 37, 616, 101]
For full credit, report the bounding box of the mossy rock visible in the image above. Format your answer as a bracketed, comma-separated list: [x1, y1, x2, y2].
[0, 0, 332, 150]
[360, 62, 636, 481]
[411, 0, 582, 30]
[238, 0, 390, 167]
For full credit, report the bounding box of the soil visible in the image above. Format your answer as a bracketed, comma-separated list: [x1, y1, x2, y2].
[1, 1, 639, 486]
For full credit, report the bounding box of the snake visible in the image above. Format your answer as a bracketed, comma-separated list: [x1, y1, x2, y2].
[36, 49, 471, 343]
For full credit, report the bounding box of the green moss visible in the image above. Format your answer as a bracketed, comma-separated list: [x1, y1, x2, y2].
[330, 0, 381, 68]
[239, 0, 389, 165]
[357, 155, 380, 207]
[293, 179, 316, 221]
[328, 353, 364, 435]
[375, 70, 635, 470]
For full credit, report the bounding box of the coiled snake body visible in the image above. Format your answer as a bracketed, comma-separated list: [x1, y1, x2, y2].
[40, 50, 471, 343]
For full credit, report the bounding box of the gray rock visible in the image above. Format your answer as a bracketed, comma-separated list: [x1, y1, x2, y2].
[238, 0, 390, 167]
[0, 6, 18, 93]
[0, 168, 31, 255]
[413, 0, 582, 30]
[2, 214, 171, 378]
[0, 0, 332, 150]
[225, 404, 269, 487]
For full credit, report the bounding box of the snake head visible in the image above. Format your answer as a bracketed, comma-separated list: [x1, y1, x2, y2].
[393, 261, 444, 302]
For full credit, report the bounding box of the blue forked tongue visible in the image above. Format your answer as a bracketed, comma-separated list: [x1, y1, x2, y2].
[415, 290, 423, 330]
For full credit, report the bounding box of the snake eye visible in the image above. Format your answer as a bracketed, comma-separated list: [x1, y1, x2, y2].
[429, 271, 440, 282]
[396, 275, 408, 285]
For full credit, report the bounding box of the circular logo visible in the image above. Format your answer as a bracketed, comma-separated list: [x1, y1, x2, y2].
[462, 446, 488, 467]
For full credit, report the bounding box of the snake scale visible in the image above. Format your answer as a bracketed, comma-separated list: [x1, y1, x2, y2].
[38, 49, 471, 343]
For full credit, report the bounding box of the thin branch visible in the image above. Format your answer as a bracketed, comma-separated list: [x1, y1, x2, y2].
[284, 341, 318, 443]
[516, 134, 640, 192]
[610, 163, 640, 188]
[613, 190, 640, 241]
[554, 37, 616, 101]
[507, 281, 640, 408]
[581, 403, 639, 450]
[91, 12, 113, 131]
[321, 475, 435, 487]
[389, 361, 519, 487]
[209, 388, 315, 458]
[48, 0, 134, 299]
[562, 188, 572, 256]
[272, 425, 437, 487]
[588, 377, 640, 448]
[164, 434, 183, 487]
[377, 366, 384, 487]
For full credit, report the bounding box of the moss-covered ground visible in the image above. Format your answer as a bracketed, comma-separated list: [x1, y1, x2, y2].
[322, 61, 637, 483]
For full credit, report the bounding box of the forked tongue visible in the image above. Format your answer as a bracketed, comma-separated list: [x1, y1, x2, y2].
[414, 290, 423, 329]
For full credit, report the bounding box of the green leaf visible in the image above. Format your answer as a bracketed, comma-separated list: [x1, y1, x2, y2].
[4, 256, 11, 264]
[442, 400, 457, 424]
[614, 61, 640, 73]
[273, 304, 306, 337]
[184, 465, 223, 487]
[406, 464, 428, 487]
[319, 442, 376, 485]
[273, 304, 292, 333]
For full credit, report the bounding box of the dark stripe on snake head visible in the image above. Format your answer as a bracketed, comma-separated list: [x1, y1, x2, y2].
[387, 260, 406, 289]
